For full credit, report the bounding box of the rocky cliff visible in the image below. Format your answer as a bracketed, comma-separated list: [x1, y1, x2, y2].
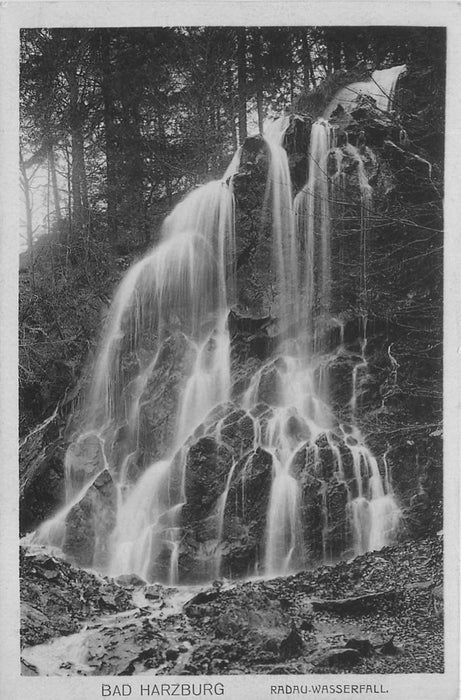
[20, 60, 444, 583]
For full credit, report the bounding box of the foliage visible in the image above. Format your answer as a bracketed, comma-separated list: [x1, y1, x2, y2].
[19, 26, 445, 442]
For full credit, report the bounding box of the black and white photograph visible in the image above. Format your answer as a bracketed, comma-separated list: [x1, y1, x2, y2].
[0, 3, 459, 699]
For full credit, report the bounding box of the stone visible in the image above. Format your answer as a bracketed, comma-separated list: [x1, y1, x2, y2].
[345, 637, 374, 657]
[144, 584, 164, 600]
[311, 589, 398, 615]
[377, 636, 400, 655]
[315, 647, 361, 668]
[166, 648, 180, 661]
[63, 469, 117, 568]
[279, 626, 304, 660]
[137, 333, 195, 465]
[115, 573, 146, 587]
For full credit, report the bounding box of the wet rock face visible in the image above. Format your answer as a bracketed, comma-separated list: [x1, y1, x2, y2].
[136, 332, 195, 467]
[65, 434, 105, 494]
[384, 432, 443, 539]
[228, 309, 275, 397]
[284, 114, 312, 194]
[63, 469, 117, 568]
[20, 547, 133, 648]
[220, 447, 273, 577]
[21, 63, 442, 572]
[292, 436, 351, 563]
[233, 136, 274, 320]
[19, 413, 66, 534]
[174, 397, 394, 583]
[177, 408, 273, 581]
[183, 437, 232, 522]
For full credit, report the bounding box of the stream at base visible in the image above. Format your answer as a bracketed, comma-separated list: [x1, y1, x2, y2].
[21, 583, 207, 676]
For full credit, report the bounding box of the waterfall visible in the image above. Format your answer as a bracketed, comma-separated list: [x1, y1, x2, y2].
[34, 161, 240, 582]
[293, 119, 337, 350]
[34, 66, 406, 583]
[324, 65, 407, 118]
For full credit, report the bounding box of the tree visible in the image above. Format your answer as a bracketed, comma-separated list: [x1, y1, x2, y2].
[237, 28, 248, 144]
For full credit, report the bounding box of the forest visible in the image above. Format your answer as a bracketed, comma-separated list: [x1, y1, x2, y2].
[19, 27, 443, 434]
[19, 26, 445, 678]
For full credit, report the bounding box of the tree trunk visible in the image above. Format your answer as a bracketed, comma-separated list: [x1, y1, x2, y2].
[325, 29, 342, 72]
[342, 30, 358, 70]
[65, 143, 72, 246]
[19, 149, 35, 291]
[333, 42, 342, 71]
[19, 150, 34, 253]
[237, 28, 247, 144]
[226, 65, 238, 151]
[251, 30, 264, 135]
[120, 90, 145, 244]
[68, 68, 89, 242]
[157, 107, 172, 206]
[100, 30, 118, 241]
[302, 35, 316, 88]
[47, 144, 62, 224]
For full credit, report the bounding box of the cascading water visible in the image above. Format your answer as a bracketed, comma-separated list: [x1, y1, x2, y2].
[34, 66, 405, 583]
[323, 65, 407, 118]
[293, 119, 337, 350]
[34, 166, 239, 582]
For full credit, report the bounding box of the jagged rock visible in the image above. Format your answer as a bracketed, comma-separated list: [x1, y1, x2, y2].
[115, 573, 146, 587]
[279, 626, 304, 659]
[239, 135, 269, 172]
[166, 647, 180, 661]
[315, 647, 362, 668]
[63, 469, 117, 568]
[283, 114, 313, 193]
[185, 588, 220, 608]
[137, 333, 195, 467]
[144, 584, 164, 600]
[311, 589, 398, 615]
[429, 584, 443, 618]
[21, 602, 52, 647]
[20, 547, 133, 648]
[324, 481, 350, 559]
[376, 636, 400, 655]
[323, 354, 355, 412]
[19, 417, 66, 533]
[183, 437, 231, 520]
[176, 425, 271, 575]
[20, 535, 443, 674]
[300, 618, 315, 632]
[66, 434, 105, 491]
[233, 139, 275, 321]
[117, 646, 166, 676]
[220, 447, 273, 577]
[220, 409, 255, 454]
[345, 637, 375, 657]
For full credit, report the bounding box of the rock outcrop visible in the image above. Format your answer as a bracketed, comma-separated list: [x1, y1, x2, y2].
[20, 60, 443, 579]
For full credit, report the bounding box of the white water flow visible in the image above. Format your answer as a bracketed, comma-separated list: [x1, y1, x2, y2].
[294, 119, 337, 349]
[34, 162, 239, 582]
[324, 65, 407, 118]
[35, 66, 405, 582]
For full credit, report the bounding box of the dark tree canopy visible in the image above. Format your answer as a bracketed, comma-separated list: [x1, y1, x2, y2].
[18, 26, 445, 438]
[20, 26, 444, 252]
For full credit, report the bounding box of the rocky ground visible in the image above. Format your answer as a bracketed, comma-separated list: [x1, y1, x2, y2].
[20, 546, 134, 647]
[20, 535, 443, 676]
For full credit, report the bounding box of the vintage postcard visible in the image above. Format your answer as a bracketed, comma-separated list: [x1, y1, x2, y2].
[0, 2, 459, 699]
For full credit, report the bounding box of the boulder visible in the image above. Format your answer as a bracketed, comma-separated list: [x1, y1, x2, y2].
[63, 469, 117, 568]
[315, 647, 361, 669]
[311, 589, 398, 615]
